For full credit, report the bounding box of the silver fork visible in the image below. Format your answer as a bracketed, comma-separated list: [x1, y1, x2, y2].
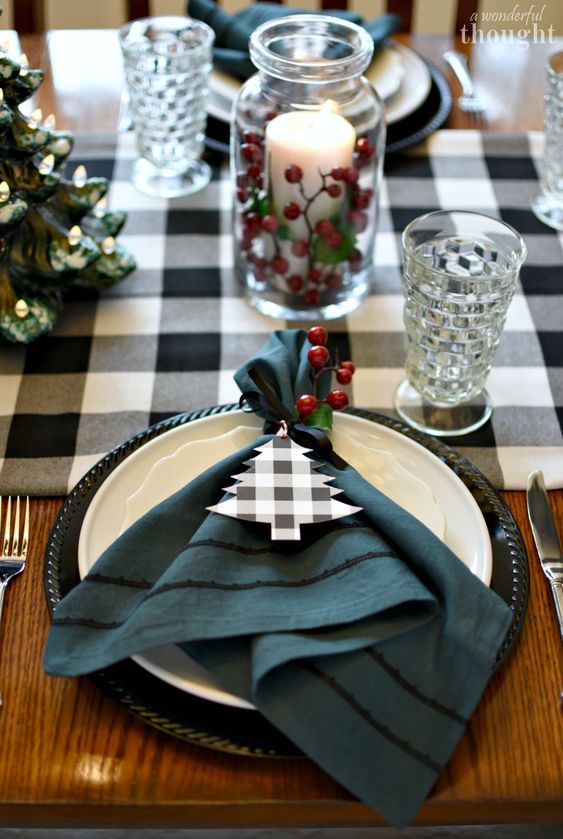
[443, 50, 487, 114]
[0, 496, 30, 707]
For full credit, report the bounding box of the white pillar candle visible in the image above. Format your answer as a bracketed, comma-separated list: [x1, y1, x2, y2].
[265, 108, 356, 231]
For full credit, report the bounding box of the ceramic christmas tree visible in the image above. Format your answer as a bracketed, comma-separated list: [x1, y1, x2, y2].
[0, 46, 136, 343]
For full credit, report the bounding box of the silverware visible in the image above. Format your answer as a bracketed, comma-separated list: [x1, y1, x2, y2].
[526, 471, 563, 642]
[443, 50, 487, 114]
[0, 496, 30, 707]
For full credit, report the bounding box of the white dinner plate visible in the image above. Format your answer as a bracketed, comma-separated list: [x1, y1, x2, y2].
[78, 410, 492, 711]
[208, 43, 430, 127]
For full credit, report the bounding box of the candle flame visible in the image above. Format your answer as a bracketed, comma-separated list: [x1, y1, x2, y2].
[0, 181, 10, 203]
[38, 153, 55, 176]
[67, 225, 82, 246]
[72, 165, 87, 187]
[101, 236, 116, 255]
[319, 100, 338, 115]
[18, 53, 29, 76]
[0, 40, 10, 54]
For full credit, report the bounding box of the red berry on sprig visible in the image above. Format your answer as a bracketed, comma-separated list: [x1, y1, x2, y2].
[336, 367, 353, 385]
[261, 214, 279, 234]
[296, 394, 318, 417]
[327, 389, 349, 410]
[285, 164, 303, 183]
[307, 326, 328, 346]
[307, 345, 330, 368]
[340, 360, 356, 373]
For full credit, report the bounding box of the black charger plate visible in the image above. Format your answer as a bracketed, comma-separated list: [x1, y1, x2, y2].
[44, 405, 528, 758]
[204, 56, 452, 158]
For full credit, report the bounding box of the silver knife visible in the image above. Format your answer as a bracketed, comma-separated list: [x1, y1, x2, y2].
[527, 470, 563, 642]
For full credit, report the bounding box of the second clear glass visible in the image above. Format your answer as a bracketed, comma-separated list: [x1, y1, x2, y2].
[231, 15, 386, 321]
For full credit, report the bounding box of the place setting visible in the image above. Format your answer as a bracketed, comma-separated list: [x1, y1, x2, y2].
[0, 7, 562, 832]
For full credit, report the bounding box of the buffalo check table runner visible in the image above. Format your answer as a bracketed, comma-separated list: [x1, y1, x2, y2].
[0, 129, 562, 495]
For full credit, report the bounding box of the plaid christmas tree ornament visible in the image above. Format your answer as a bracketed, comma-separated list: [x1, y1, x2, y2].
[207, 429, 362, 540]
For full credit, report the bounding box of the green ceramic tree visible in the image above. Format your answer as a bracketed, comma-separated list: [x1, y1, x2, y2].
[0, 47, 136, 343]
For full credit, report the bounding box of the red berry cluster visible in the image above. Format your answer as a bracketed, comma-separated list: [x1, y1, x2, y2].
[295, 325, 356, 419]
[236, 126, 377, 303]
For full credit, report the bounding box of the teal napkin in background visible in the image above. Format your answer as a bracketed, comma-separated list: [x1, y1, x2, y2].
[44, 329, 512, 828]
[187, 0, 402, 80]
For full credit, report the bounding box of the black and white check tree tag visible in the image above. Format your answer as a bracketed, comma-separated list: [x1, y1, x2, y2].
[207, 429, 362, 540]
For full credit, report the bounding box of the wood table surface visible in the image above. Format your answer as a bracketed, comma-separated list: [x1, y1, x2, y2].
[0, 29, 562, 829]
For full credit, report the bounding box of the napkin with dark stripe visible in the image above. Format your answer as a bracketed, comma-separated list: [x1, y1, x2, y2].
[44, 329, 512, 828]
[188, 0, 402, 79]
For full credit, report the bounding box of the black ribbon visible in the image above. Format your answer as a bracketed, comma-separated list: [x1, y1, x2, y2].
[239, 367, 348, 470]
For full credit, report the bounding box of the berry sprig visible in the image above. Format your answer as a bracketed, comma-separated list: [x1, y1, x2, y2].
[236, 126, 377, 304]
[295, 325, 356, 429]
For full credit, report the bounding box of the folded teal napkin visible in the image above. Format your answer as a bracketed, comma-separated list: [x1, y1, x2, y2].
[44, 329, 512, 828]
[188, 0, 402, 80]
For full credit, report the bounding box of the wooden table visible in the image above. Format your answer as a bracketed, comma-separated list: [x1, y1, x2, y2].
[0, 30, 562, 829]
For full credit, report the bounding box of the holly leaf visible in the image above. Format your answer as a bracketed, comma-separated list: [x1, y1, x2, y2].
[276, 223, 291, 241]
[305, 401, 333, 430]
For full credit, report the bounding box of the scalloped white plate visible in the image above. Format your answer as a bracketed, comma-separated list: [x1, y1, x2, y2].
[78, 410, 491, 711]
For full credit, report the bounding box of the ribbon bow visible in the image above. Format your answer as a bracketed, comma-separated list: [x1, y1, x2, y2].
[239, 367, 348, 470]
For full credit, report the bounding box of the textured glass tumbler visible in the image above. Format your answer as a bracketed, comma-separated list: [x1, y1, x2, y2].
[394, 211, 527, 437]
[119, 16, 214, 198]
[531, 50, 563, 231]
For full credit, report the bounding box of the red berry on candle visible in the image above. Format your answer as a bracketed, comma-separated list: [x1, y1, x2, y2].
[331, 167, 346, 181]
[340, 360, 356, 373]
[305, 289, 321, 306]
[349, 248, 363, 267]
[307, 326, 328, 346]
[336, 367, 353, 385]
[237, 188, 248, 203]
[327, 231, 343, 249]
[272, 255, 289, 275]
[287, 274, 304, 292]
[315, 219, 334, 239]
[241, 143, 263, 164]
[349, 210, 368, 232]
[283, 202, 301, 220]
[307, 345, 330, 368]
[296, 394, 318, 416]
[292, 240, 309, 257]
[326, 272, 342, 289]
[247, 163, 262, 179]
[356, 137, 375, 159]
[327, 389, 349, 410]
[343, 168, 359, 185]
[307, 267, 322, 285]
[236, 172, 249, 188]
[243, 130, 262, 145]
[285, 164, 303, 183]
[327, 183, 342, 198]
[261, 214, 279, 234]
[353, 190, 371, 210]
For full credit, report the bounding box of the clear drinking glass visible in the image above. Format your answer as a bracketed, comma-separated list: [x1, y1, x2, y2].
[231, 15, 385, 321]
[394, 211, 527, 437]
[531, 50, 563, 231]
[119, 16, 214, 198]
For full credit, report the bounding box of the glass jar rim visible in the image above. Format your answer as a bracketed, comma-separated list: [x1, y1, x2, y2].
[249, 14, 374, 83]
[402, 209, 527, 276]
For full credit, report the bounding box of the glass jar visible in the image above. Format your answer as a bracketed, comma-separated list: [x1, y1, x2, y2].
[231, 15, 385, 321]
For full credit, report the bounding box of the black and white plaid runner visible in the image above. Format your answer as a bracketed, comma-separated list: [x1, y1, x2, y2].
[0, 129, 561, 495]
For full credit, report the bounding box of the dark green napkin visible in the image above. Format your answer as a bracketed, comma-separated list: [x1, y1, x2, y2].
[188, 0, 402, 80]
[44, 329, 512, 828]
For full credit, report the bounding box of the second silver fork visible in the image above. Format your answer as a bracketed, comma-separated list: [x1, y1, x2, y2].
[0, 496, 30, 708]
[443, 50, 487, 114]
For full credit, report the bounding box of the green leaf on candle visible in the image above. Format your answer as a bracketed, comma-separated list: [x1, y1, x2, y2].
[312, 221, 356, 266]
